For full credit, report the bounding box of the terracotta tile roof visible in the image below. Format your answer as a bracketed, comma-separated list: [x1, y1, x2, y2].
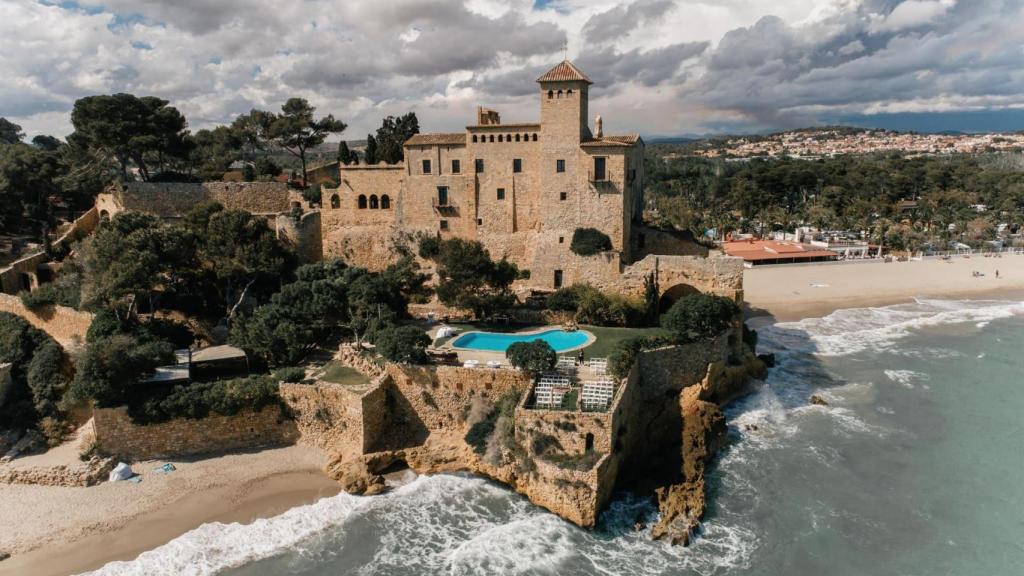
[405, 133, 466, 146]
[723, 240, 838, 262]
[580, 134, 642, 147]
[537, 60, 592, 84]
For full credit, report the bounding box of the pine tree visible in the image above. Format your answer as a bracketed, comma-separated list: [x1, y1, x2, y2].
[364, 134, 378, 165]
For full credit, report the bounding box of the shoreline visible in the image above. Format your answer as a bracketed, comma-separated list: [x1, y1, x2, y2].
[0, 445, 339, 576]
[743, 256, 1024, 322]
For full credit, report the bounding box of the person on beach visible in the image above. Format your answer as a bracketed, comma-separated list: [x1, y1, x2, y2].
[996, 269, 1000, 278]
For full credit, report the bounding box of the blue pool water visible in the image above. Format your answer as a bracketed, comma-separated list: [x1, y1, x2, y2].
[451, 329, 590, 353]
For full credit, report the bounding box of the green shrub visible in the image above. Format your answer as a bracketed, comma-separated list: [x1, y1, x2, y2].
[127, 375, 281, 424]
[546, 286, 580, 312]
[26, 340, 68, 419]
[573, 285, 644, 327]
[417, 236, 440, 259]
[570, 228, 613, 256]
[19, 273, 82, 310]
[661, 293, 739, 344]
[68, 334, 175, 407]
[0, 312, 55, 429]
[506, 340, 556, 375]
[374, 325, 430, 364]
[274, 366, 306, 383]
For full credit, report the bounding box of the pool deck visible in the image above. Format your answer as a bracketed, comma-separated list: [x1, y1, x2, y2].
[430, 325, 596, 367]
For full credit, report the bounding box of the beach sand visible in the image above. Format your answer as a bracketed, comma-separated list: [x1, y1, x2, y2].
[743, 253, 1024, 321]
[0, 444, 339, 576]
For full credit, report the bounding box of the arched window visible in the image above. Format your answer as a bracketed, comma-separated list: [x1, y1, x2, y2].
[99, 209, 110, 222]
[489, 134, 494, 142]
[472, 135, 477, 143]
[532, 133, 538, 141]
[515, 134, 520, 142]
[358, 195, 367, 209]
[330, 194, 340, 209]
[498, 134, 503, 142]
[381, 194, 391, 209]
[506, 134, 512, 142]
[567, 89, 573, 98]
[369, 195, 379, 209]
[557, 90, 563, 98]
[547, 90, 553, 99]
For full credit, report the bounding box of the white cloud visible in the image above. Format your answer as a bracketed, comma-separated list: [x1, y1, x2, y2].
[2, 0, 1023, 139]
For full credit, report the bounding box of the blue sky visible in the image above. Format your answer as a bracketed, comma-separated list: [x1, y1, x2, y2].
[3, 0, 1024, 138]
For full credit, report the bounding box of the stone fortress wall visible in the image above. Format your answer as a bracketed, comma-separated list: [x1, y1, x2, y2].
[92, 405, 298, 460]
[0, 294, 93, 349]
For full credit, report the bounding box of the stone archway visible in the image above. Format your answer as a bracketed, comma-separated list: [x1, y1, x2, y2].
[658, 282, 700, 312]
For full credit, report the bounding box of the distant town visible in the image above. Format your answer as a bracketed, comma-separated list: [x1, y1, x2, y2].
[669, 128, 1024, 160]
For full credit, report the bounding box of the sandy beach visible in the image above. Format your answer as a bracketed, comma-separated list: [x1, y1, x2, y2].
[743, 253, 1024, 321]
[0, 444, 339, 576]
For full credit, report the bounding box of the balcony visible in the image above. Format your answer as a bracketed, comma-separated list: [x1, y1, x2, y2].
[431, 197, 458, 215]
[588, 171, 616, 191]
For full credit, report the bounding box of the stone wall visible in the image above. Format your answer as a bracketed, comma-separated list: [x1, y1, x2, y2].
[384, 364, 533, 433]
[276, 210, 323, 263]
[54, 206, 100, 250]
[112, 182, 292, 217]
[92, 406, 298, 460]
[0, 294, 93, 349]
[280, 382, 369, 455]
[0, 252, 48, 295]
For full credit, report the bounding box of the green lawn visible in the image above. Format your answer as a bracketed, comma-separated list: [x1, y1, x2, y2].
[320, 361, 371, 387]
[578, 325, 670, 359]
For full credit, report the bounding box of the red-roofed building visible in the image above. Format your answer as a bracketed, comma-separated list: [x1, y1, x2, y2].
[723, 239, 838, 266]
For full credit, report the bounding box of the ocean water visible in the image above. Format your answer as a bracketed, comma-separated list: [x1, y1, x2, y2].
[85, 298, 1024, 576]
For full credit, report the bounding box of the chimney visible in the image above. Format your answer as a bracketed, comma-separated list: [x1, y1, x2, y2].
[595, 115, 603, 138]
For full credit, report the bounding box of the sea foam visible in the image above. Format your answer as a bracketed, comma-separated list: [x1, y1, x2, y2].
[763, 298, 1024, 357]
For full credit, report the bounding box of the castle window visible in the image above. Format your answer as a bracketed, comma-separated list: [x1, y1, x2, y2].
[451, 159, 461, 174]
[358, 195, 367, 209]
[475, 159, 484, 173]
[369, 195, 379, 209]
[559, 236, 564, 244]
[477, 218, 483, 226]
[497, 188, 505, 200]
[472, 135, 478, 143]
[556, 159, 565, 173]
[532, 134, 538, 141]
[330, 194, 340, 209]
[547, 89, 553, 99]
[437, 186, 449, 206]
[554, 270, 563, 288]
[515, 134, 520, 142]
[584, 432, 594, 451]
[498, 134, 503, 142]
[489, 135, 494, 142]
[560, 192, 567, 201]
[506, 134, 512, 142]
[567, 89, 573, 98]
[440, 220, 449, 231]
[557, 90, 563, 98]
[381, 194, 391, 209]
[593, 157, 607, 181]
[422, 159, 431, 174]
[513, 159, 522, 173]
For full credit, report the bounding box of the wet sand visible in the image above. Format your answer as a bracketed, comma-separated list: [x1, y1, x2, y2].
[0, 444, 339, 576]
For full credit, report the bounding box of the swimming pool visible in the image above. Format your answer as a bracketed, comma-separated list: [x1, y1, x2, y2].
[451, 329, 592, 353]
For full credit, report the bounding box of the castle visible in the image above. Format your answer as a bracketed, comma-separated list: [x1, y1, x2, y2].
[75, 61, 741, 307]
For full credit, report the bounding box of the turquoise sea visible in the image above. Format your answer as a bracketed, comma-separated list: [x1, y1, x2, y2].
[84, 298, 1024, 576]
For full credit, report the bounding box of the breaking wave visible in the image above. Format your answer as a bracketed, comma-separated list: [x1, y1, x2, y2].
[762, 298, 1024, 357]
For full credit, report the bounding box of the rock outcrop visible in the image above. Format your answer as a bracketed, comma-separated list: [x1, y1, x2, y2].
[651, 351, 766, 545]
